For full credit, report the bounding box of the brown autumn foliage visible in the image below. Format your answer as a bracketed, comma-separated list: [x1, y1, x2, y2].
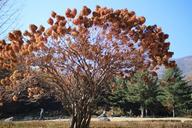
[0, 6, 175, 128]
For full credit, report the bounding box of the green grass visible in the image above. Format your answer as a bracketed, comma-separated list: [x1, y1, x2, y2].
[0, 120, 192, 128]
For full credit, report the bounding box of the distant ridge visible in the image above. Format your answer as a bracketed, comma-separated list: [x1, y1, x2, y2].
[176, 56, 192, 79]
[157, 56, 192, 80]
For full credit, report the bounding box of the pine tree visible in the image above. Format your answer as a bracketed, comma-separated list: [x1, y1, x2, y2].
[159, 67, 192, 117]
[109, 77, 130, 115]
[111, 71, 160, 117]
[126, 70, 159, 117]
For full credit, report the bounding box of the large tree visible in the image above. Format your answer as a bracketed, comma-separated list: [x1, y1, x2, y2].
[125, 70, 159, 117]
[158, 67, 192, 117]
[0, 6, 175, 128]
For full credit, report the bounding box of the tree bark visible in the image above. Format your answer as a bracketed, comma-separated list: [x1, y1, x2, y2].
[172, 107, 175, 118]
[129, 109, 132, 117]
[145, 108, 148, 117]
[70, 113, 91, 128]
[70, 103, 92, 128]
[140, 105, 144, 118]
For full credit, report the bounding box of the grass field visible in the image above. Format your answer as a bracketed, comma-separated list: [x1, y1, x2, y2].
[0, 118, 192, 128]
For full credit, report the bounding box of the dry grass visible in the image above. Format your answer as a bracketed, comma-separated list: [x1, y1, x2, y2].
[91, 121, 192, 128]
[0, 119, 192, 128]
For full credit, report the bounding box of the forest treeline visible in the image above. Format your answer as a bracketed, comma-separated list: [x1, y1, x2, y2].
[102, 67, 192, 117]
[1, 66, 192, 118]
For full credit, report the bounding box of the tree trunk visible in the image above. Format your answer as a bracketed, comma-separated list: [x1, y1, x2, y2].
[172, 108, 175, 118]
[129, 109, 132, 117]
[140, 106, 144, 118]
[70, 114, 91, 128]
[70, 104, 92, 128]
[145, 108, 148, 117]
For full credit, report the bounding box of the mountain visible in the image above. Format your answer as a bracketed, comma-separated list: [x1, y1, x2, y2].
[176, 56, 192, 80]
[157, 56, 192, 80]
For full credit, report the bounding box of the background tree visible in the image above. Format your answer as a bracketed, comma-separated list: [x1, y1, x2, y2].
[0, 0, 22, 111]
[0, 6, 175, 128]
[158, 67, 192, 117]
[109, 77, 131, 116]
[0, 0, 22, 38]
[125, 70, 159, 117]
[0, 70, 64, 118]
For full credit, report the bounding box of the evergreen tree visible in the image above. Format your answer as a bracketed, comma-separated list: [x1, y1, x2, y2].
[126, 70, 159, 117]
[109, 77, 130, 115]
[111, 71, 160, 117]
[159, 67, 192, 117]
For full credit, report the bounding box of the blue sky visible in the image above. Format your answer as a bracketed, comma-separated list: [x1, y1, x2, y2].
[9, 0, 192, 58]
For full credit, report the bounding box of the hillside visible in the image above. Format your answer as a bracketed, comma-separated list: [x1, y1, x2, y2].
[157, 56, 192, 80]
[176, 56, 192, 79]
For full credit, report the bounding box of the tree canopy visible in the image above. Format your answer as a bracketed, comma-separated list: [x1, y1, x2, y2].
[158, 67, 192, 117]
[0, 6, 175, 128]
